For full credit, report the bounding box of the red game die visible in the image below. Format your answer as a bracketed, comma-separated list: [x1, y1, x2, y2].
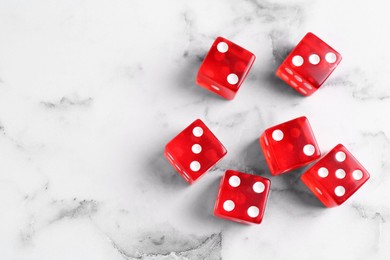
[214, 170, 270, 224]
[259, 116, 321, 176]
[276, 32, 342, 96]
[196, 37, 256, 100]
[164, 119, 227, 184]
[301, 144, 370, 207]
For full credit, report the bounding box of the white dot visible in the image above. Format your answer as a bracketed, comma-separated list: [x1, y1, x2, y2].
[217, 42, 229, 53]
[227, 73, 239, 85]
[309, 54, 321, 65]
[353, 170, 364, 180]
[285, 67, 293, 75]
[304, 82, 313, 90]
[247, 206, 260, 218]
[292, 55, 304, 66]
[303, 144, 315, 156]
[280, 73, 289, 80]
[334, 186, 346, 197]
[191, 144, 202, 154]
[335, 169, 346, 179]
[190, 161, 201, 172]
[253, 182, 265, 193]
[192, 127, 203, 137]
[223, 200, 235, 212]
[325, 52, 337, 63]
[315, 187, 323, 195]
[318, 167, 329, 178]
[211, 85, 220, 91]
[335, 151, 346, 162]
[294, 75, 303, 82]
[299, 87, 308, 94]
[228, 176, 241, 187]
[272, 129, 284, 141]
[290, 80, 298, 87]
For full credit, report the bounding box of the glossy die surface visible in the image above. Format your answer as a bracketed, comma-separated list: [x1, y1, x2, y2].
[196, 37, 256, 100]
[276, 32, 342, 96]
[259, 116, 321, 176]
[301, 144, 370, 207]
[164, 119, 227, 184]
[214, 170, 270, 224]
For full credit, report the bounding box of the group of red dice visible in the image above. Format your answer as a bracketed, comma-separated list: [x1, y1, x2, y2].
[164, 33, 370, 225]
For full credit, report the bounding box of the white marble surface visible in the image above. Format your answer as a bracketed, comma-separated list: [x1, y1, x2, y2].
[0, 0, 389, 259]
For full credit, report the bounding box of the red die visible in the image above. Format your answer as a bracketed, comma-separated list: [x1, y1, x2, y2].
[196, 37, 256, 100]
[164, 119, 227, 184]
[301, 144, 370, 207]
[259, 116, 321, 176]
[214, 170, 270, 224]
[276, 32, 342, 96]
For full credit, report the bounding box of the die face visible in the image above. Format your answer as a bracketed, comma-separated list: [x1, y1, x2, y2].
[301, 144, 370, 207]
[214, 170, 270, 224]
[260, 116, 321, 175]
[164, 119, 227, 184]
[196, 37, 256, 100]
[276, 32, 342, 96]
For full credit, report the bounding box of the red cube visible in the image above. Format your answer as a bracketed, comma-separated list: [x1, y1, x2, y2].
[214, 170, 270, 224]
[301, 144, 370, 207]
[164, 119, 227, 184]
[276, 32, 342, 96]
[196, 37, 256, 100]
[259, 116, 321, 175]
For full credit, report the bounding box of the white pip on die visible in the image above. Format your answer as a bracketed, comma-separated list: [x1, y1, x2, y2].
[164, 119, 227, 184]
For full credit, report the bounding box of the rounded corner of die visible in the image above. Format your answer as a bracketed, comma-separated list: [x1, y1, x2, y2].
[164, 142, 172, 154]
[300, 172, 312, 185]
[221, 146, 228, 156]
[365, 169, 371, 179]
[315, 149, 322, 159]
[258, 134, 265, 146]
[305, 32, 315, 37]
[303, 32, 318, 41]
[192, 118, 202, 124]
[190, 118, 205, 129]
[269, 168, 281, 176]
[214, 36, 227, 45]
[297, 115, 309, 122]
[337, 53, 343, 62]
[224, 169, 234, 177]
[262, 177, 271, 186]
[195, 73, 202, 84]
[334, 143, 346, 150]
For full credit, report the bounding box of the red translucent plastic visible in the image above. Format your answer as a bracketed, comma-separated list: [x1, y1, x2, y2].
[276, 32, 342, 96]
[196, 37, 256, 100]
[214, 170, 270, 224]
[301, 144, 370, 207]
[164, 119, 227, 184]
[259, 116, 321, 175]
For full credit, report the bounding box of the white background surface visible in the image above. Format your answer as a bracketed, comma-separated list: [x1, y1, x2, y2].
[0, 0, 389, 259]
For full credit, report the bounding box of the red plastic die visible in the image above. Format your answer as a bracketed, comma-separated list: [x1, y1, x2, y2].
[164, 119, 227, 184]
[276, 32, 342, 96]
[214, 170, 270, 224]
[259, 116, 321, 176]
[301, 144, 370, 207]
[196, 37, 256, 100]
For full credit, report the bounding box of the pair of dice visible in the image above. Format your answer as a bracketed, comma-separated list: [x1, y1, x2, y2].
[164, 117, 370, 224]
[196, 32, 342, 98]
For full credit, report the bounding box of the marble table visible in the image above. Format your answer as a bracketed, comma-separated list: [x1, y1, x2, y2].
[0, 0, 389, 259]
